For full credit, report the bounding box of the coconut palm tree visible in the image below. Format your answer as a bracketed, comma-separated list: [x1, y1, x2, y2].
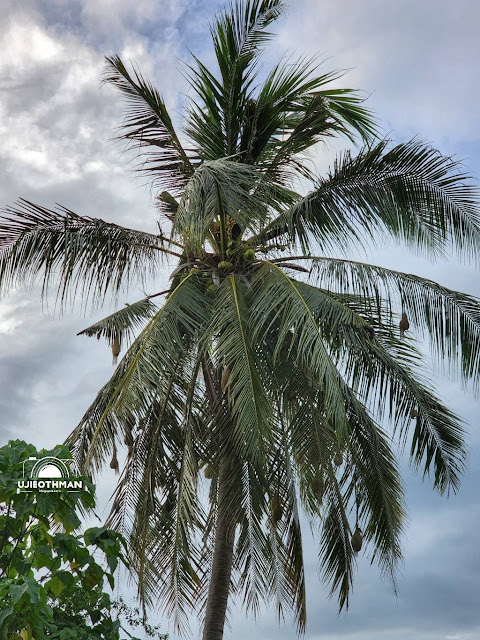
[1, 1, 479, 639]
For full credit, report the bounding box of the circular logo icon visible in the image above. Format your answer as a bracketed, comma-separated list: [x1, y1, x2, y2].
[30, 457, 70, 479]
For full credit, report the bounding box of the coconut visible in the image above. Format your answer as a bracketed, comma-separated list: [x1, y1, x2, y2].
[410, 408, 419, 419]
[351, 527, 363, 553]
[244, 249, 255, 261]
[333, 451, 343, 467]
[207, 284, 217, 294]
[111, 335, 121, 365]
[218, 260, 233, 271]
[204, 465, 214, 479]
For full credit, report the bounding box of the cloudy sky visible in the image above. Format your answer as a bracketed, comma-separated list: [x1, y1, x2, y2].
[1, 0, 479, 638]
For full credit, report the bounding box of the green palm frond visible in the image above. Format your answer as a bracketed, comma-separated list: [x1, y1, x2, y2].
[258, 139, 480, 258]
[210, 0, 285, 156]
[294, 279, 466, 493]
[265, 428, 306, 631]
[78, 297, 158, 348]
[309, 257, 480, 390]
[272, 343, 404, 611]
[341, 388, 405, 580]
[187, 2, 375, 169]
[234, 462, 270, 616]
[151, 356, 205, 634]
[319, 469, 354, 611]
[184, 0, 285, 160]
[206, 275, 273, 466]
[173, 159, 275, 252]
[67, 273, 211, 473]
[247, 60, 376, 177]
[251, 262, 350, 440]
[315, 88, 377, 143]
[105, 362, 189, 541]
[71, 291, 210, 631]
[0, 199, 167, 308]
[103, 55, 195, 191]
[183, 58, 226, 162]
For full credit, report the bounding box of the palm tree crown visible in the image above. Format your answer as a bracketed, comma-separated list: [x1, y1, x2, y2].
[1, 1, 479, 638]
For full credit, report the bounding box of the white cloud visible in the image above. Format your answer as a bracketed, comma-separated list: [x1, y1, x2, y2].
[274, 0, 480, 145]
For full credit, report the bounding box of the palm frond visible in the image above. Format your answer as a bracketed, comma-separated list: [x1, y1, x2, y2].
[183, 58, 226, 162]
[103, 55, 195, 191]
[294, 278, 467, 494]
[234, 462, 270, 617]
[151, 357, 205, 634]
[211, 0, 286, 156]
[251, 262, 350, 440]
[309, 256, 480, 391]
[341, 386, 405, 583]
[66, 273, 211, 474]
[206, 274, 273, 466]
[258, 139, 480, 258]
[0, 199, 165, 309]
[272, 337, 403, 611]
[245, 60, 376, 177]
[174, 160, 274, 252]
[184, 1, 285, 160]
[78, 297, 158, 349]
[266, 425, 306, 632]
[319, 470, 354, 610]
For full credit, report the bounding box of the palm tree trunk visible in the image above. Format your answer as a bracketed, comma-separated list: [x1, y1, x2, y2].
[202, 456, 236, 640]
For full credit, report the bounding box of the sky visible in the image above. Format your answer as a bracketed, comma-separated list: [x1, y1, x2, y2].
[0, 0, 479, 638]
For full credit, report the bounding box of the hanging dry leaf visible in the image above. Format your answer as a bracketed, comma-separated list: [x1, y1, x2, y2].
[399, 312, 410, 337]
[351, 526, 363, 552]
[220, 366, 231, 393]
[111, 334, 121, 364]
[109, 446, 119, 474]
